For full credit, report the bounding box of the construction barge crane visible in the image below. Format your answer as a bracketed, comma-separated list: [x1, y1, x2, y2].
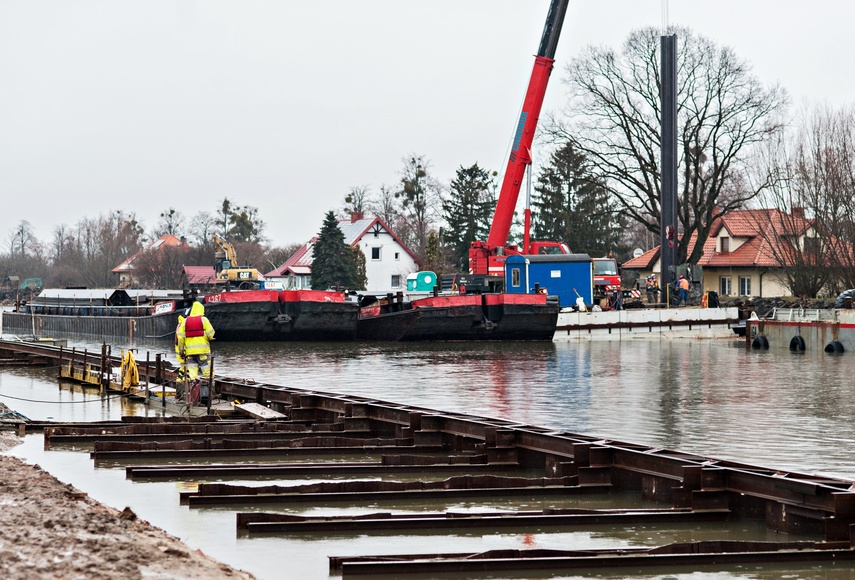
[468, 0, 570, 289]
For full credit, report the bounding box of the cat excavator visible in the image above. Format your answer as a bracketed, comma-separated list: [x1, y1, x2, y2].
[212, 233, 261, 289]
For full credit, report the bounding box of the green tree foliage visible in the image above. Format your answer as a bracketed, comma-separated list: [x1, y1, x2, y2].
[311, 211, 357, 291]
[532, 142, 625, 257]
[229, 205, 265, 243]
[422, 230, 448, 277]
[442, 164, 495, 271]
[216, 198, 265, 243]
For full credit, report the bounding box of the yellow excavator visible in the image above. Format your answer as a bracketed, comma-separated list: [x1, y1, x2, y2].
[213, 233, 261, 289]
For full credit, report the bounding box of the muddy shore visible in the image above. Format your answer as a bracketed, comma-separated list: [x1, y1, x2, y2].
[0, 406, 253, 579]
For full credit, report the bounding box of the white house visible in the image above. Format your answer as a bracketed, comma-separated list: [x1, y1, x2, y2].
[266, 212, 421, 293]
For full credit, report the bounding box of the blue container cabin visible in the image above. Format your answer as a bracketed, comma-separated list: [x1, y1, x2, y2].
[504, 254, 593, 308]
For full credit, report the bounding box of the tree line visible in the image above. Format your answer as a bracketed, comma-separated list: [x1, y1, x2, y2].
[0, 199, 298, 290]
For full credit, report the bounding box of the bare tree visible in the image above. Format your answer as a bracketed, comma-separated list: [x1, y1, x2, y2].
[547, 26, 788, 265]
[751, 103, 855, 296]
[342, 185, 373, 217]
[154, 208, 185, 237]
[133, 244, 193, 289]
[394, 154, 443, 258]
[8, 220, 35, 259]
[187, 211, 217, 247]
[264, 243, 303, 273]
[375, 184, 400, 228]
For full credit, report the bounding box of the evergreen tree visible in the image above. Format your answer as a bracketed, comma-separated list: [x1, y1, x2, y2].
[442, 163, 495, 271]
[422, 230, 447, 276]
[532, 142, 624, 257]
[311, 211, 357, 290]
[351, 245, 367, 291]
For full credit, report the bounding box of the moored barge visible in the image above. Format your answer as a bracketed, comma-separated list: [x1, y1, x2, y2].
[356, 292, 558, 341]
[748, 307, 855, 353]
[202, 289, 359, 341]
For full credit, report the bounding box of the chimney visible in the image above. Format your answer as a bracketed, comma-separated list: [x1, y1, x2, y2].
[792, 206, 805, 220]
[350, 211, 364, 223]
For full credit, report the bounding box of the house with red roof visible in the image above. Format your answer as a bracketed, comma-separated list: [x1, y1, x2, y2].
[622, 208, 818, 298]
[266, 212, 421, 293]
[111, 234, 188, 288]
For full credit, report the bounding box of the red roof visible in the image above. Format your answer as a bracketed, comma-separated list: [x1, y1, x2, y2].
[112, 234, 187, 274]
[183, 266, 218, 285]
[621, 208, 816, 270]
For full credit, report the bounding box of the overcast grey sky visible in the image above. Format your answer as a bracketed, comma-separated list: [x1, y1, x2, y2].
[1, 1, 853, 248]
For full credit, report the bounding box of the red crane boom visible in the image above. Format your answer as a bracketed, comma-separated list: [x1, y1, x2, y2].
[469, 0, 569, 279]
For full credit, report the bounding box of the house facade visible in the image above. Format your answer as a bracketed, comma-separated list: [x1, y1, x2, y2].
[622, 208, 816, 299]
[266, 213, 421, 293]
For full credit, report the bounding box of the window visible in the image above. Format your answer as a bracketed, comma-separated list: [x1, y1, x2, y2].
[739, 276, 751, 296]
[391, 275, 401, 288]
[511, 268, 521, 288]
[720, 276, 731, 296]
[371, 247, 381, 260]
[804, 236, 820, 256]
[394, 252, 400, 260]
[720, 237, 730, 253]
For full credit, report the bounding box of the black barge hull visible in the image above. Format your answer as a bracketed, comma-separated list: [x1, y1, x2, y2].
[356, 294, 557, 341]
[202, 289, 358, 341]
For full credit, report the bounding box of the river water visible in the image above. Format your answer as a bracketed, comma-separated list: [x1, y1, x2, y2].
[3, 335, 855, 579]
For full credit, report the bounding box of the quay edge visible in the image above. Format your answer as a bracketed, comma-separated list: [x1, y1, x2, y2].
[553, 306, 741, 341]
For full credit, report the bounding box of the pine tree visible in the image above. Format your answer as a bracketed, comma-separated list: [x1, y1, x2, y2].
[442, 163, 495, 271]
[422, 230, 446, 276]
[311, 211, 357, 290]
[532, 142, 624, 257]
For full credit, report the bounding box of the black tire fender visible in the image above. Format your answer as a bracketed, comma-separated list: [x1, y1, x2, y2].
[751, 335, 769, 350]
[789, 335, 806, 351]
[824, 340, 845, 354]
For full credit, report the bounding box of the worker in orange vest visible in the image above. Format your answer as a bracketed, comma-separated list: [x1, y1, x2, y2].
[678, 275, 690, 305]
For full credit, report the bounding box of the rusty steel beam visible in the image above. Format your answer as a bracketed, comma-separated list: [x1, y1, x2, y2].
[186, 485, 601, 507]
[127, 461, 518, 480]
[47, 430, 374, 446]
[239, 507, 730, 534]
[91, 443, 441, 462]
[337, 542, 855, 577]
[184, 476, 596, 507]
